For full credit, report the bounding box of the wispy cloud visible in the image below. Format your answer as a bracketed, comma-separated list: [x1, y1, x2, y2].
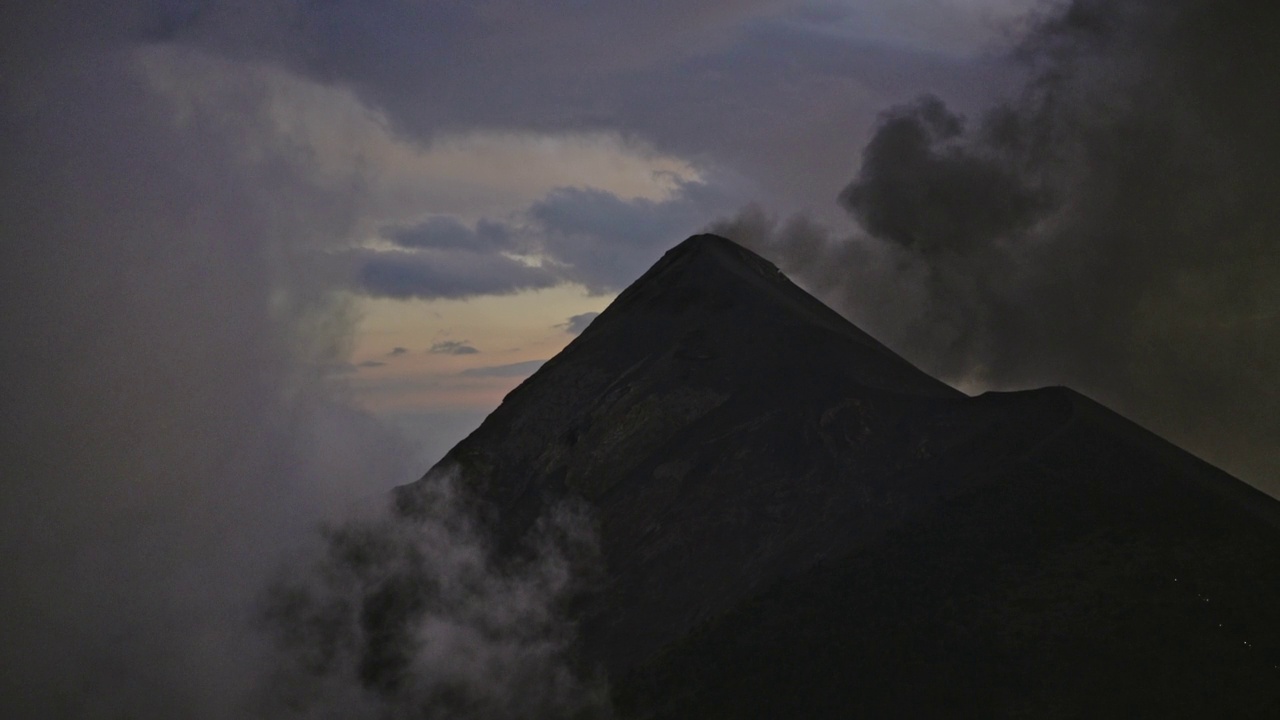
[561, 312, 600, 335]
[430, 340, 480, 355]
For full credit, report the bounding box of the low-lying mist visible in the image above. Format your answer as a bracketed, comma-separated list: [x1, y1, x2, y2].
[259, 470, 612, 719]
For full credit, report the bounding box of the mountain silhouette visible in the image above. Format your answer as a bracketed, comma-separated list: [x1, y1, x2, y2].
[398, 234, 1280, 717]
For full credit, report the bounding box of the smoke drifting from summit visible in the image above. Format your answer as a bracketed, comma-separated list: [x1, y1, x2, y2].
[717, 0, 1280, 494]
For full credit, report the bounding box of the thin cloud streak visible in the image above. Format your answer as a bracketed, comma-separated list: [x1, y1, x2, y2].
[430, 341, 481, 355]
[563, 312, 601, 335]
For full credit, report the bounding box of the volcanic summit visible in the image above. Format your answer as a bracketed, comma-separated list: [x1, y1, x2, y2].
[399, 234, 1280, 717]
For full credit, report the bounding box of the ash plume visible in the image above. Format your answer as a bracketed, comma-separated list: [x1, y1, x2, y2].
[716, 0, 1280, 495]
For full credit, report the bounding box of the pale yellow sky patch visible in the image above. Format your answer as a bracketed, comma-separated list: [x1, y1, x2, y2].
[349, 285, 614, 415]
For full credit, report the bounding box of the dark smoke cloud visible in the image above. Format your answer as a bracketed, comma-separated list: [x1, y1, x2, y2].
[258, 470, 612, 719]
[716, 0, 1280, 495]
[840, 94, 1045, 254]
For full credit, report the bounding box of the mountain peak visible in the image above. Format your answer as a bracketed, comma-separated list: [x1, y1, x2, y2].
[582, 233, 958, 399]
[403, 233, 1280, 716]
[615, 232, 783, 296]
[605, 232, 779, 306]
[667, 231, 744, 253]
[657, 232, 777, 271]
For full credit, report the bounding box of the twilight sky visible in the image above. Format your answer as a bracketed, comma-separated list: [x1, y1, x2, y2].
[3, 0, 1278, 717]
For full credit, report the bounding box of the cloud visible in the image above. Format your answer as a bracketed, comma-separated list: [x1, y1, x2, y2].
[0, 17, 424, 717]
[716, 0, 1280, 494]
[528, 182, 727, 292]
[430, 341, 480, 355]
[134, 0, 1031, 310]
[357, 360, 387, 368]
[0, 5, 626, 716]
[838, 94, 1044, 253]
[387, 347, 408, 356]
[353, 248, 559, 300]
[167, 0, 1019, 223]
[784, 0, 1040, 57]
[351, 180, 737, 301]
[384, 216, 514, 253]
[259, 470, 612, 718]
[562, 312, 601, 335]
[460, 360, 547, 378]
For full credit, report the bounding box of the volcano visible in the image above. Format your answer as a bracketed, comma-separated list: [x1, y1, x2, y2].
[399, 234, 1280, 717]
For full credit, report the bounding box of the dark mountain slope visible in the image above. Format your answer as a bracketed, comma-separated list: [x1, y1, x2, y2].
[622, 389, 1280, 718]
[398, 234, 1280, 717]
